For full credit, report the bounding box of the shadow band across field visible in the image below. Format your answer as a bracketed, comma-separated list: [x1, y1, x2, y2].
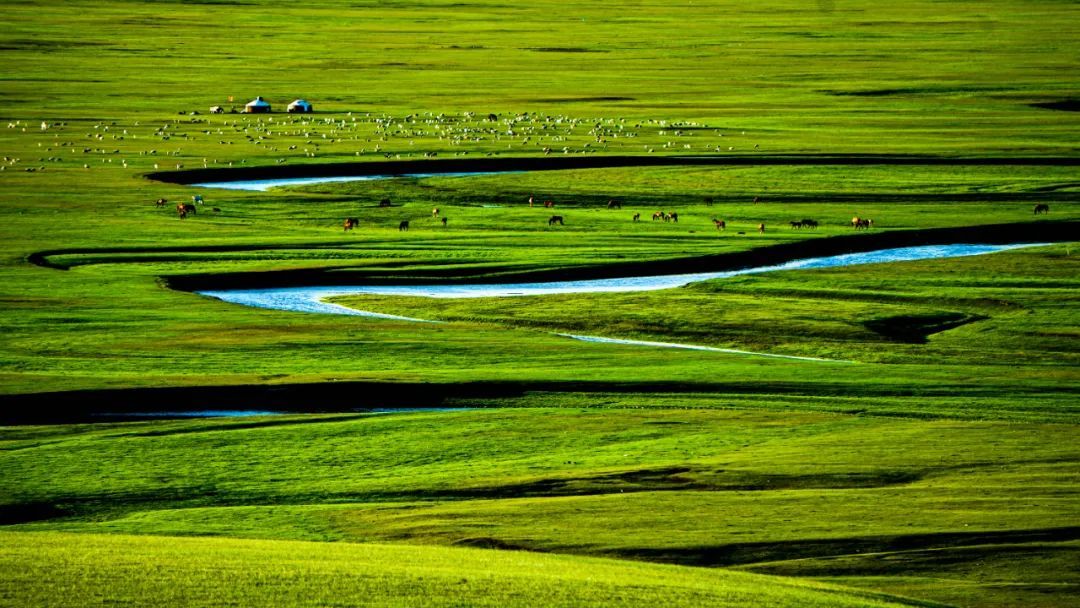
[3, 378, 1080, 425]
[144, 153, 1080, 186]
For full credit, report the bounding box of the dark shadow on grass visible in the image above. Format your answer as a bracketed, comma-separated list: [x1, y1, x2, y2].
[614, 526, 1080, 568]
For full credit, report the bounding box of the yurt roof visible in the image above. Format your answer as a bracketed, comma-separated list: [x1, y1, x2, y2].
[288, 99, 312, 107]
[246, 96, 271, 107]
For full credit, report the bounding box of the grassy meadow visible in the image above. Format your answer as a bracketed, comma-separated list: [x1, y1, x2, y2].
[1, 0, 1079, 606]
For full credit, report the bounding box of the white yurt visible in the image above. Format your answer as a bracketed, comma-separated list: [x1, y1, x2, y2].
[287, 99, 314, 113]
[244, 96, 272, 113]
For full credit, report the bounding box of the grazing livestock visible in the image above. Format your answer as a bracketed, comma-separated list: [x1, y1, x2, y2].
[800, 218, 818, 229]
[432, 207, 440, 218]
[441, 217, 447, 226]
[528, 195, 534, 207]
[548, 215, 564, 226]
[712, 218, 726, 230]
[211, 207, 221, 213]
[632, 213, 640, 222]
[379, 198, 392, 207]
[1034, 203, 1050, 215]
[343, 217, 359, 231]
[652, 211, 664, 221]
[664, 212, 678, 223]
[155, 198, 168, 207]
[176, 203, 196, 219]
[192, 194, 203, 205]
[398, 220, 409, 231]
[758, 222, 766, 233]
[607, 199, 621, 209]
[543, 200, 554, 208]
[854, 218, 872, 230]
[790, 221, 802, 229]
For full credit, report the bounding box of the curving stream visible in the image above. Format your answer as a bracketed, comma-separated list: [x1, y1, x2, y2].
[198, 243, 1045, 361]
[199, 243, 1043, 317]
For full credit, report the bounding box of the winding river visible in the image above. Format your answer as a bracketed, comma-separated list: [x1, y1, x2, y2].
[199, 243, 1043, 317]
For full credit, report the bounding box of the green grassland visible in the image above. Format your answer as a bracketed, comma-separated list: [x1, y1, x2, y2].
[1, 0, 1079, 606]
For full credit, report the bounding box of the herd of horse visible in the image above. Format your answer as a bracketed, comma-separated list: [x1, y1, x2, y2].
[159, 193, 1051, 231]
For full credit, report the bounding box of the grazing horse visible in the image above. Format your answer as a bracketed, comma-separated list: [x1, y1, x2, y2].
[343, 217, 359, 231]
[432, 207, 440, 218]
[712, 218, 726, 230]
[607, 199, 621, 209]
[854, 218, 871, 230]
[379, 198, 392, 207]
[652, 211, 664, 221]
[544, 200, 555, 208]
[176, 203, 196, 219]
[441, 217, 447, 226]
[1034, 203, 1050, 215]
[668, 212, 678, 223]
[398, 220, 409, 231]
[790, 221, 803, 229]
[758, 222, 766, 233]
[753, 196, 760, 203]
[548, 215, 564, 226]
[155, 197, 168, 207]
[800, 218, 818, 229]
[632, 213, 640, 222]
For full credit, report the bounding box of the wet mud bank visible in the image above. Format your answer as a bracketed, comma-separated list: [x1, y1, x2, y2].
[164, 221, 1078, 292]
[145, 153, 1080, 186]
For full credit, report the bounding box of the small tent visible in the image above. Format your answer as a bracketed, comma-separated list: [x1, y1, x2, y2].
[244, 96, 271, 113]
[287, 99, 314, 113]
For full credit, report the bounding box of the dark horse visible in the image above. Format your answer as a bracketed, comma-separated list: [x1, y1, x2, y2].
[607, 199, 622, 209]
[548, 215, 564, 226]
[1034, 203, 1050, 215]
[343, 218, 359, 231]
[399, 220, 409, 231]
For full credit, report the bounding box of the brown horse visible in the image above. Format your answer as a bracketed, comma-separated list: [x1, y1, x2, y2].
[758, 222, 766, 234]
[713, 218, 726, 230]
[176, 203, 196, 219]
[854, 218, 871, 230]
[155, 197, 168, 207]
[544, 200, 555, 208]
[652, 211, 664, 221]
[548, 215, 564, 226]
[607, 199, 621, 209]
[432, 207, 440, 218]
[343, 218, 359, 231]
[632, 213, 640, 222]
[1034, 203, 1050, 215]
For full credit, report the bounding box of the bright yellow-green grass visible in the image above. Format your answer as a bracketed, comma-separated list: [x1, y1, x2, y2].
[0, 531, 925, 608]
